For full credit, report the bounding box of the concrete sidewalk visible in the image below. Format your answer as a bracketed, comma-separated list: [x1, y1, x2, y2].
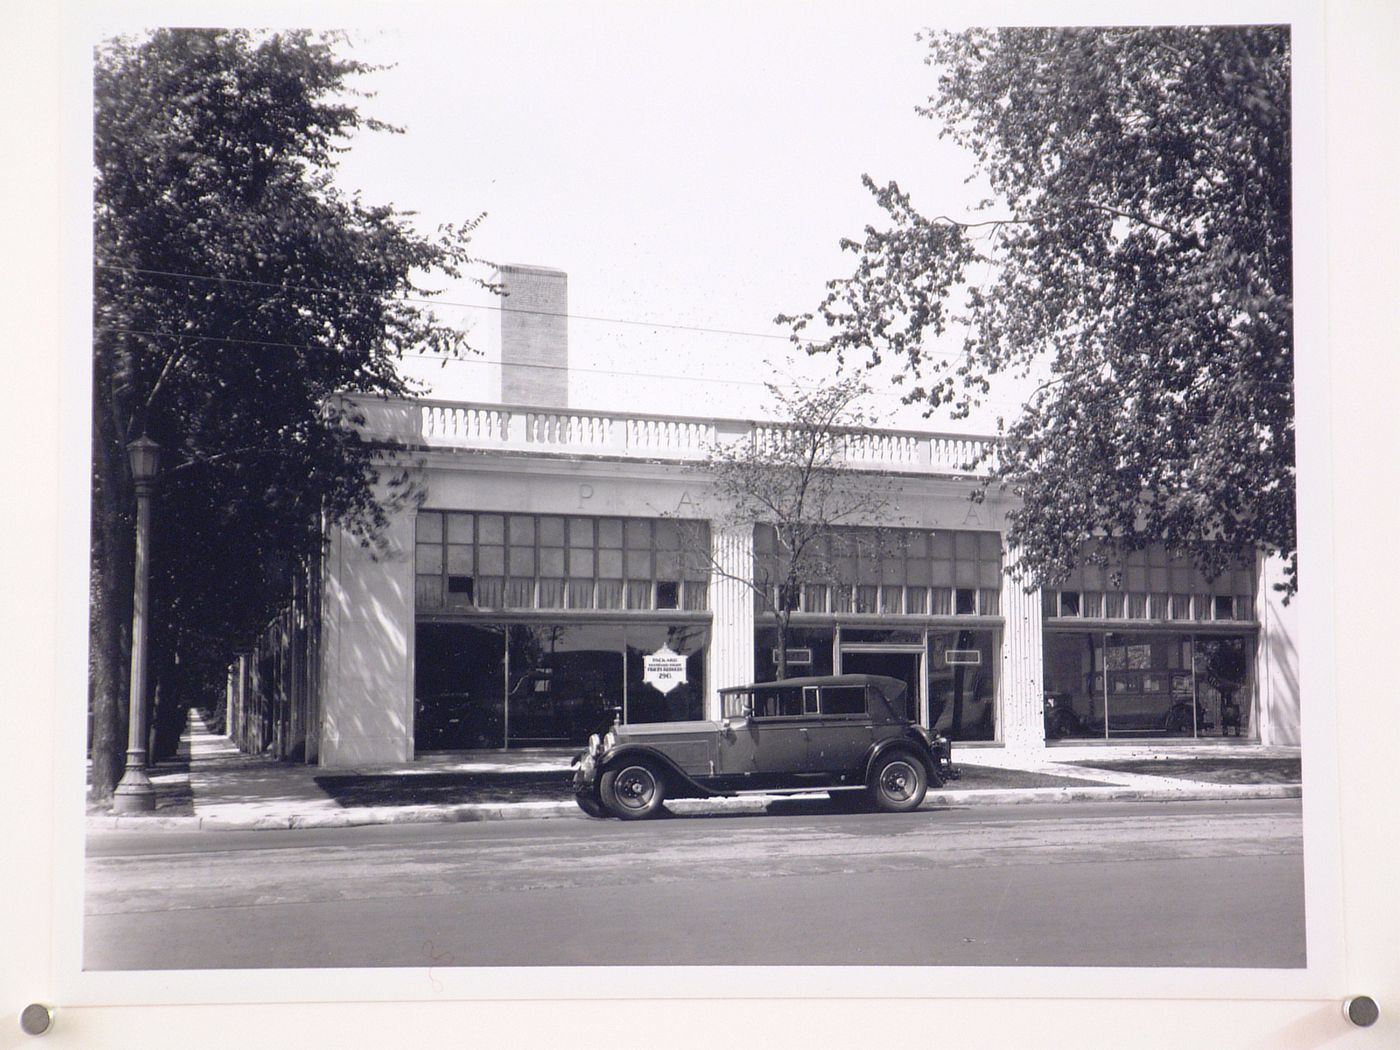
[88, 712, 1302, 832]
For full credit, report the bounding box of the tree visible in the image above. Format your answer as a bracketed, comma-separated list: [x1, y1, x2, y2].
[683, 377, 898, 680]
[91, 29, 485, 798]
[782, 26, 1295, 596]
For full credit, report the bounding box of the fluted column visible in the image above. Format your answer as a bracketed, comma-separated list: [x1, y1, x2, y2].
[708, 526, 755, 719]
[1000, 544, 1047, 752]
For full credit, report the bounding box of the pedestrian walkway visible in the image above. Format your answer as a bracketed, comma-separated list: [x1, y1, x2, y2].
[88, 711, 1301, 832]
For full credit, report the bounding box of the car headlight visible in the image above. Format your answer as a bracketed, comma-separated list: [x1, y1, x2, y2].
[587, 733, 601, 754]
[602, 730, 616, 752]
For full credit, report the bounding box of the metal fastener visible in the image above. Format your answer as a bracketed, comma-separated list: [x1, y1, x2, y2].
[19, 1004, 52, 1036]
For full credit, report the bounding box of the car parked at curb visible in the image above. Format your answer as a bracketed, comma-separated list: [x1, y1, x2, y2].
[571, 674, 957, 820]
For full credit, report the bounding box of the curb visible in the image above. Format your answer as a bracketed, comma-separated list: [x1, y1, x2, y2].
[87, 783, 1300, 832]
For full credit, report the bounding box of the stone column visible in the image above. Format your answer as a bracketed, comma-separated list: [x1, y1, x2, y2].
[1000, 544, 1047, 752]
[708, 526, 755, 719]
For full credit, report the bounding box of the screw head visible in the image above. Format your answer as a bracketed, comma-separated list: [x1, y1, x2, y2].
[1345, 996, 1380, 1028]
[19, 1003, 52, 1036]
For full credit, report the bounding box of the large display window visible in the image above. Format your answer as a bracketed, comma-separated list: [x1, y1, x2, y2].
[415, 620, 708, 750]
[1043, 629, 1255, 740]
[927, 629, 997, 742]
[752, 625, 999, 742]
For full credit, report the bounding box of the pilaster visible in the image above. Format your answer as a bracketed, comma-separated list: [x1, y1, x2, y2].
[1000, 545, 1047, 752]
[708, 526, 756, 718]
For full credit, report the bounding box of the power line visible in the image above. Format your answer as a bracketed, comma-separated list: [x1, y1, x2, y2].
[92, 324, 1291, 427]
[93, 259, 993, 367]
[95, 261, 810, 344]
[92, 323, 1043, 413]
[93, 261, 1298, 390]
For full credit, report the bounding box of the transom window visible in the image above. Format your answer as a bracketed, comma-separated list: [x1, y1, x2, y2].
[753, 525, 1003, 618]
[416, 511, 710, 613]
[1042, 545, 1255, 624]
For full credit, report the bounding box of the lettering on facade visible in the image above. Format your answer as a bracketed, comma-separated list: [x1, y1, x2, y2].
[675, 490, 701, 515]
[578, 483, 594, 507]
[642, 646, 687, 695]
[962, 503, 984, 527]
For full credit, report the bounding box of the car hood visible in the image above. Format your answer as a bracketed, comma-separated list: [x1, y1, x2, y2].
[612, 720, 721, 741]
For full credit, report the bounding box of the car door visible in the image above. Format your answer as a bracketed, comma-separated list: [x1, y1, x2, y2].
[802, 684, 874, 775]
[716, 685, 808, 787]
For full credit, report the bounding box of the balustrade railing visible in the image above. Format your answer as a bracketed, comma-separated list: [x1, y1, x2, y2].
[349, 396, 994, 476]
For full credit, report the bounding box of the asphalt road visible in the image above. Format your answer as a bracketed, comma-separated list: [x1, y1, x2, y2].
[84, 798, 1305, 970]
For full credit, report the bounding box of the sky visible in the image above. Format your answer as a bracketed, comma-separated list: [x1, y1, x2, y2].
[307, 1, 1028, 432]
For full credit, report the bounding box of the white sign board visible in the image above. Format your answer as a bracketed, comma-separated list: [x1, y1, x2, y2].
[642, 646, 687, 694]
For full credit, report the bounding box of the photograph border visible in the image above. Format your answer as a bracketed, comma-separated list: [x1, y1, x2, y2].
[4, 0, 1395, 1045]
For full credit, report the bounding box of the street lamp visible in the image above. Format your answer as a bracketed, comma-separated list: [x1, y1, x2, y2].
[112, 436, 161, 813]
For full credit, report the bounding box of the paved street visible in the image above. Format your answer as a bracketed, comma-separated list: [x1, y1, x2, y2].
[85, 798, 1304, 970]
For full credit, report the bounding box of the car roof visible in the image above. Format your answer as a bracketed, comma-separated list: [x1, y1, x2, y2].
[719, 674, 906, 695]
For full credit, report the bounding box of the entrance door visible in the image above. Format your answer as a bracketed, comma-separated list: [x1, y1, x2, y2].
[839, 649, 923, 725]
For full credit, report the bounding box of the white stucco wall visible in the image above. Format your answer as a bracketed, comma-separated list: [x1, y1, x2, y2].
[1000, 546, 1047, 752]
[318, 507, 417, 767]
[1258, 554, 1302, 746]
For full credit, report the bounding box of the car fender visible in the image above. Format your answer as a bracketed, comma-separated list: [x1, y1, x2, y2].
[864, 737, 944, 790]
[598, 744, 720, 799]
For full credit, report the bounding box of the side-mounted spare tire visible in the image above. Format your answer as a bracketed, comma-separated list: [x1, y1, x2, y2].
[867, 751, 928, 813]
[600, 760, 668, 820]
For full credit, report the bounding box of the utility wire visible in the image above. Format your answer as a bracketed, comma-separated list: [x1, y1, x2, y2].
[95, 261, 814, 344]
[93, 323, 1048, 414]
[94, 261, 1299, 393]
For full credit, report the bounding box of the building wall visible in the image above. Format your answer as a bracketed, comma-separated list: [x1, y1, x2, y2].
[318, 501, 417, 766]
[1259, 554, 1302, 746]
[1000, 546, 1047, 752]
[301, 438, 1301, 766]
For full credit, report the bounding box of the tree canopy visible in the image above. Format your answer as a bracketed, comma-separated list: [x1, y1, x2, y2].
[782, 26, 1294, 596]
[90, 29, 483, 796]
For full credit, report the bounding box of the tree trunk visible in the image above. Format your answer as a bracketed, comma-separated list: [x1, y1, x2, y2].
[89, 366, 134, 801]
[89, 450, 133, 800]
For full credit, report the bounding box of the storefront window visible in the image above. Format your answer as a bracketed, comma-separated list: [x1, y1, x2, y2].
[928, 629, 997, 741]
[753, 626, 836, 681]
[416, 619, 710, 750]
[1043, 629, 1255, 740]
[1104, 631, 1194, 735]
[505, 623, 626, 746]
[1194, 635, 1253, 737]
[414, 623, 506, 750]
[624, 623, 708, 724]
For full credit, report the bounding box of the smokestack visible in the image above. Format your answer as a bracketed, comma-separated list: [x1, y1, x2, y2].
[498, 264, 568, 408]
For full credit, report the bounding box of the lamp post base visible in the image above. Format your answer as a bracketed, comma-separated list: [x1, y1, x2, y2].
[112, 766, 156, 813]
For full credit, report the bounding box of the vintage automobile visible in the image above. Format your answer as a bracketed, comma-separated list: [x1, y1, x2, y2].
[571, 674, 956, 820]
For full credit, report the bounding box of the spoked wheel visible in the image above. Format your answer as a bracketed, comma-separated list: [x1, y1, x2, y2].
[868, 753, 928, 813]
[600, 761, 667, 820]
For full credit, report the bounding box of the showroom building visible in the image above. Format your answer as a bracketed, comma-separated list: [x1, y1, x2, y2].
[224, 265, 1300, 767]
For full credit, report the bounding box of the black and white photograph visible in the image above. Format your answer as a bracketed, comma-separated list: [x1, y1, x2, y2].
[3, 0, 1398, 1047]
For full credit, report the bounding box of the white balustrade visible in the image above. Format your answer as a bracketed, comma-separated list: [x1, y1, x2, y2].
[349, 396, 995, 477]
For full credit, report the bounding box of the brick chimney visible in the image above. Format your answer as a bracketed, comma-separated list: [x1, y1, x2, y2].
[498, 264, 568, 408]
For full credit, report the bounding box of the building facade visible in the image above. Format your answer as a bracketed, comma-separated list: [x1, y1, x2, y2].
[224, 268, 1301, 766]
